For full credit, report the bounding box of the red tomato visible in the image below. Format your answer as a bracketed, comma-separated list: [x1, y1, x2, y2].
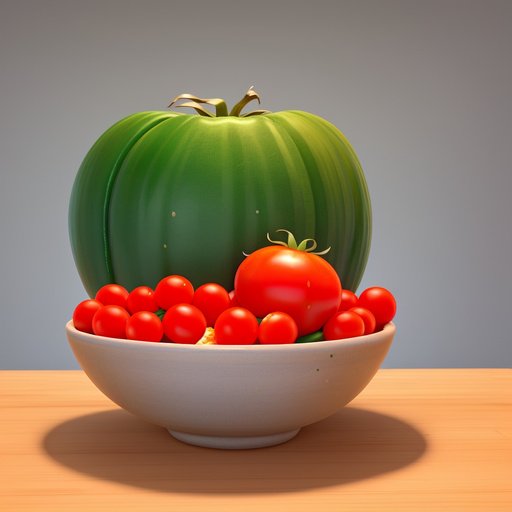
[349, 306, 376, 335]
[323, 311, 365, 340]
[214, 307, 259, 345]
[192, 283, 231, 326]
[357, 287, 396, 327]
[162, 303, 206, 344]
[234, 246, 341, 336]
[258, 312, 298, 344]
[73, 299, 102, 333]
[95, 284, 129, 308]
[92, 305, 130, 338]
[338, 289, 358, 311]
[126, 286, 158, 314]
[126, 311, 163, 342]
[155, 275, 194, 310]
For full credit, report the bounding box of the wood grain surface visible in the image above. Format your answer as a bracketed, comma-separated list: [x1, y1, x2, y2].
[0, 369, 510, 511]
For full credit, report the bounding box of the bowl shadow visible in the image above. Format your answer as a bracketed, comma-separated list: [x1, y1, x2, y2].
[42, 406, 427, 494]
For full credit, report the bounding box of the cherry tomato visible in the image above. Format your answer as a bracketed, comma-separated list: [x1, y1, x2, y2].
[234, 245, 341, 336]
[349, 306, 376, 335]
[126, 286, 158, 314]
[258, 312, 298, 344]
[95, 284, 129, 308]
[214, 307, 259, 345]
[357, 287, 396, 327]
[92, 305, 130, 338]
[73, 299, 102, 333]
[162, 303, 206, 344]
[338, 289, 358, 311]
[126, 311, 163, 342]
[154, 275, 194, 310]
[323, 311, 365, 340]
[192, 283, 231, 326]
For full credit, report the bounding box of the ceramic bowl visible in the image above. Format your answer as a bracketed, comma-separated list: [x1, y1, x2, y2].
[66, 321, 395, 449]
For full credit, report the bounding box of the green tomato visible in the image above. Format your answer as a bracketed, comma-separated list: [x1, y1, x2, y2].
[69, 89, 371, 296]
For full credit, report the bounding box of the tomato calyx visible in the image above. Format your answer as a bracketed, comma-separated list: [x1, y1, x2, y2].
[243, 229, 331, 257]
[168, 86, 271, 118]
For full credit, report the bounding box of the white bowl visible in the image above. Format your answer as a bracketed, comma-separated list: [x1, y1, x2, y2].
[66, 321, 395, 449]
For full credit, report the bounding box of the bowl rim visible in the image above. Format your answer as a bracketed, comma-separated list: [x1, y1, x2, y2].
[66, 320, 395, 353]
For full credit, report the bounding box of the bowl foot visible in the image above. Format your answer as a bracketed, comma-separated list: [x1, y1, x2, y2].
[168, 428, 301, 449]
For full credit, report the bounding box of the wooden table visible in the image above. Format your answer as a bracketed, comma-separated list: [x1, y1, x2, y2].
[0, 370, 510, 511]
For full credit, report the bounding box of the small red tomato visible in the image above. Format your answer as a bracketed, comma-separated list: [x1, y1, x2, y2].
[154, 275, 194, 310]
[95, 284, 129, 308]
[126, 286, 158, 314]
[258, 312, 298, 344]
[214, 307, 259, 345]
[357, 287, 396, 327]
[73, 299, 102, 333]
[192, 283, 231, 326]
[163, 303, 206, 344]
[92, 305, 130, 338]
[126, 311, 163, 342]
[338, 289, 358, 311]
[323, 311, 365, 340]
[349, 306, 376, 335]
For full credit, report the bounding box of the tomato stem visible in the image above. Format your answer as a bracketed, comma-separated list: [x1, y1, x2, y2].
[229, 86, 260, 116]
[266, 230, 331, 255]
[169, 87, 271, 117]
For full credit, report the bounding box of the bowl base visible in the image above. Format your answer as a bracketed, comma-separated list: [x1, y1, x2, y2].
[168, 428, 301, 449]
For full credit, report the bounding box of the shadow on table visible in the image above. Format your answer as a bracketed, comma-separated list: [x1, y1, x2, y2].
[42, 407, 427, 494]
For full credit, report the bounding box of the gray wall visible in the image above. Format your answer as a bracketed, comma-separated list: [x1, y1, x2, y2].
[1, 0, 511, 369]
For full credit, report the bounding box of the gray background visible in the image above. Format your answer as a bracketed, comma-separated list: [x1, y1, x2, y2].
[1, 0, 511, 369]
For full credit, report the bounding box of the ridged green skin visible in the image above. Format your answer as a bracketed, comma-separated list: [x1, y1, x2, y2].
[69, 110, 371, 297]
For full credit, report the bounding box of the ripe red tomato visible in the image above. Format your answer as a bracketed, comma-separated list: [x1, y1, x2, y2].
[258, 312, 298, 344]
[155, 275, 194, 310]
[234, 246, 341, 336]
[357, 287, 396, 327]
[323, 311, 365, 340]
[192, 283, 231, 326]
[162, 303, 206, 344]
[73, 299, 102, 333]
[92, 305, 130, 338]
[338, 289, 358, 311]
[126, 311, 163, 342]
[95, 284, 129, 308]
[126, 286, 158, 314]
[214, 307, 259, 345]
[349, 306, 376, 335]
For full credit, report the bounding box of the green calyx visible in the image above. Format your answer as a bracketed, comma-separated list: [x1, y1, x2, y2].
[242, 230, 331, 257]
[267, 229, 331, 255]
[168, 86, 271, 118]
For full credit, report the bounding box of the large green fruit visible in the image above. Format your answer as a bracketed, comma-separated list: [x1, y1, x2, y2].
[69, 88, 372, 297]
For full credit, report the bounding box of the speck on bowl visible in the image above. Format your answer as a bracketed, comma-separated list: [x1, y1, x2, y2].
[66, 321, 395, 450]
